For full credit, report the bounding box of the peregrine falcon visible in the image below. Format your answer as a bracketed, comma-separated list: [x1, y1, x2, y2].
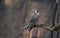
[26, 9, 40, 31]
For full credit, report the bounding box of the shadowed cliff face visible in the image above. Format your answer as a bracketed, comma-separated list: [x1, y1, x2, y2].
[0, 0, 60, 38]
[0, 0, 27, 38]
[4, 0, 14, 7]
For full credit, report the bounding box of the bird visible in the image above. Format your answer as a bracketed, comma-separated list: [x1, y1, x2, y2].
[26, 9, 40, 32]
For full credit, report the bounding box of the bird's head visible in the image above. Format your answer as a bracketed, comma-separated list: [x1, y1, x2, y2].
[34, 9, 39, 15]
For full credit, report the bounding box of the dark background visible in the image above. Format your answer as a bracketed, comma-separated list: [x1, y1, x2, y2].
[0, 0, 60, 38]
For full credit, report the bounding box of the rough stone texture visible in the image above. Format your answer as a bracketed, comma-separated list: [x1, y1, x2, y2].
[54, 0, 60, 38]
[0, 0, 60, 38]
[0, 0, 26, 38]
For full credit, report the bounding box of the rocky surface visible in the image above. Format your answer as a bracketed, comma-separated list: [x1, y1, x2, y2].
[0, 0, 60, 38]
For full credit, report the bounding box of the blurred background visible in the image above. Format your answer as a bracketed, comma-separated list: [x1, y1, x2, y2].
[0, 0, 60, 38]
